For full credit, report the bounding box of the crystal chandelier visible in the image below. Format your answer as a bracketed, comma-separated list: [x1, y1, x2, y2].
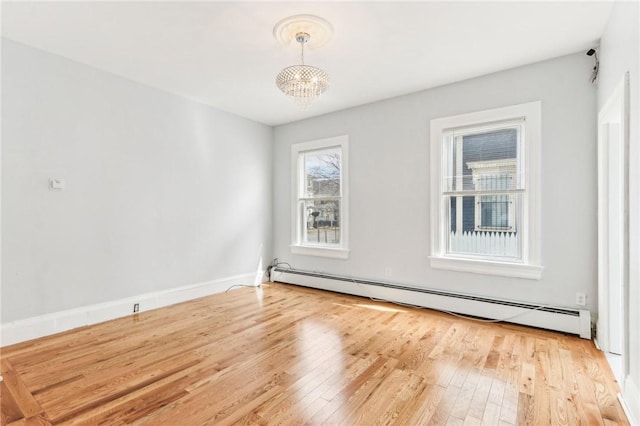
[276, 32, 330, 110]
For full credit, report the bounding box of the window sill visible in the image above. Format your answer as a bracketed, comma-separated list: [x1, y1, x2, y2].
[290, 245, 350, 259]
[429, 255, 543, 280]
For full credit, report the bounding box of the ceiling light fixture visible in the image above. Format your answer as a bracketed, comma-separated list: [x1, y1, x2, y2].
[274, 15, 333, 110]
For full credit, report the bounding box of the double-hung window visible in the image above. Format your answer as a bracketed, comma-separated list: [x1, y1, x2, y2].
[430, 102, 542, 279]
[291, 135, 349, 259]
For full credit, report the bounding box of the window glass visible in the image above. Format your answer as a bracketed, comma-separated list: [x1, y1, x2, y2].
[444, 125, 522, 258]
[302, 199, 341, 245]
[303, 149, 341, 197]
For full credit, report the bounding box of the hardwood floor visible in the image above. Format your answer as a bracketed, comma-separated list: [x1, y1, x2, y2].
[1, 283, 628, 425]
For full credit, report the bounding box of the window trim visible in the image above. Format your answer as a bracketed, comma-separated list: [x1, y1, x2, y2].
[429, 102, 543, 279]
[291, 135, 349, 259]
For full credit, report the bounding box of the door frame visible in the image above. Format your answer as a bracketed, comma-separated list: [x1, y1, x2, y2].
[597, 73, 630, 370]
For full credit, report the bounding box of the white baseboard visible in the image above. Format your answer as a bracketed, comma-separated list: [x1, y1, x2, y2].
[1, 272, 259, 347]
[623, 376, 640, 425]
[274, 268, 590, 338]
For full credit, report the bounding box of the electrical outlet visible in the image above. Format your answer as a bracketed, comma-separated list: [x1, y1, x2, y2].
[575, 293, 586, 307]
[49, 178, 65, 190]
[133, 303, 140, 313]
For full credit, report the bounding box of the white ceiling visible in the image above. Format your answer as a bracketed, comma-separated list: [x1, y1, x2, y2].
[1, 1, 612, 126]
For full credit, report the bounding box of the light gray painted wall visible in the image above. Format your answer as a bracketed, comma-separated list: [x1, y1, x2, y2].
[1, 39, 273, 323]
[273, 52, 597, 312]
[598, 1, 640, 420]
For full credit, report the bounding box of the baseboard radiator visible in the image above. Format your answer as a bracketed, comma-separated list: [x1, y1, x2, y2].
[273, 268, 591, 339]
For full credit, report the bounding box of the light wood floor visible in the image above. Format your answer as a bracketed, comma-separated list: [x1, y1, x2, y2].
[1, 283, 628, 425]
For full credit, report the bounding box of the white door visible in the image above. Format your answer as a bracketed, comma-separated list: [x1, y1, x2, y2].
[597, 74, 629, 356]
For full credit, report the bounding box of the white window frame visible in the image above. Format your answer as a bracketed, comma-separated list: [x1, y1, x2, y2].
[429, 102, 543, 279]
[291, 135, 349, 259]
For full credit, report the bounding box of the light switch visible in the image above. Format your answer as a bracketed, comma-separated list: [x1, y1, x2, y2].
[49, 178, 65, 190]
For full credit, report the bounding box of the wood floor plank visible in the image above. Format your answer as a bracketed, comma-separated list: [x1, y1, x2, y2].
[324, 357, 399, 424]
[7, 414, 52, 426]
[401, 382, 446, 424]
[515, 392, 535, 425]
[0, 283, 630, 425]
[375, 372, 424, 425]
[532, 359, 552, 424]
[304, 357, 388, 424]
[467, 373, 492, 420]
[495, 333, 518, 386]
[336, 364, 408, 425]
[432, 382, 462, 425]
[0, 360, 45, 421]
[487, 376, 506, 408]
[498, 384, 519, 425]
[480, 401, 501, 425]
[396, 317, 449, 371]
[549, 387, 570, 425]
[449, 367, 480, 420]
[1, 379, 25, 425]
[518, 362, 536, 396]
[253, 348, 348, 423]
[558, 344, 600, 425]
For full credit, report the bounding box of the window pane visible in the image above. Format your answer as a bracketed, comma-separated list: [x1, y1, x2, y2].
[304, 149, 341, 197]
[480, 195, 510, 229]
[448, 195, 474, 234]
[303, 199, 341, 245]
[464, 128, 519, 191]
[445, 127, 520, 192]
[446, 193, 520, 258]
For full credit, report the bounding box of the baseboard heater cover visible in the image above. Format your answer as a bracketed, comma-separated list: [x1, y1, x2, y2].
[273, 268, 591, 339]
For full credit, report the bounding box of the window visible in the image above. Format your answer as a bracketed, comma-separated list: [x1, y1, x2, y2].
[430, 102, 542, 279]
[291, 135, 349, 258]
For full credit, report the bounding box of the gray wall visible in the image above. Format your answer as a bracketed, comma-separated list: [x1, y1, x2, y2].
[598, 1, 640, 420]
[273, 52, 597, 311]
[1, 39, 273, 322]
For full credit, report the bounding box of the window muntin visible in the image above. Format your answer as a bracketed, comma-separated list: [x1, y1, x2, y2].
[429, 101, 542, 279]
[291, 136, 349, 258]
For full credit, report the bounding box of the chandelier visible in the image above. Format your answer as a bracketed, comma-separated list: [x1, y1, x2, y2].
[275, 32, 330, 110]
